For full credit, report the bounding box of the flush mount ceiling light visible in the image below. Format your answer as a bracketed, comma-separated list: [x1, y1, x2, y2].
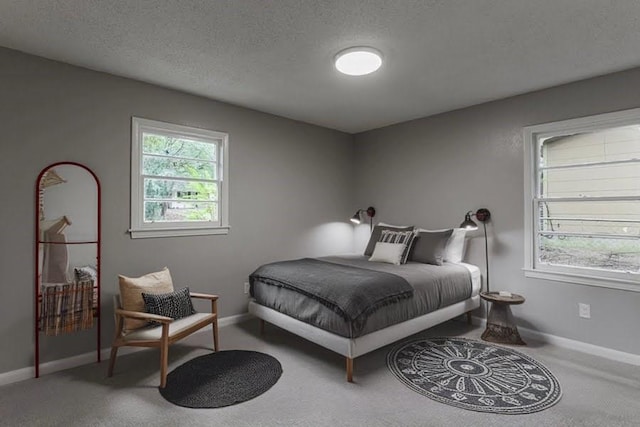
[334, 47, 382, 76]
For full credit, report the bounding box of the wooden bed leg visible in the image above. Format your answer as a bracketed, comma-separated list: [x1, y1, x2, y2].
[346, 357, 353, 383]
[466, 311, 472, 325]
[259, 319, 265, 335]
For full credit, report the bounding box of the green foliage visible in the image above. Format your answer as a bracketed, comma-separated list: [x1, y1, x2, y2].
[141, 134, 218, 222]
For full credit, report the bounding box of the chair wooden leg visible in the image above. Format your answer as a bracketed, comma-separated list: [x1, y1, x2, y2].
[108, 315, 124, 378]
[212, 320, 219, 352]
[160, 326, 169, 388]
[346, 357, 353, 383]
[107, 345, 119, 377]
[466, 311, 472, 325]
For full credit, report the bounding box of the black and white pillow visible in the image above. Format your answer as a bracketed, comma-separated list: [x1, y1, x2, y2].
[378, 229, 416, 264]
[364, 223, 415, 256]
[142, 287, 195, 323]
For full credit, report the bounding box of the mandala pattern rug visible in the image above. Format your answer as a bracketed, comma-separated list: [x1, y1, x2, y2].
[387, 337, 561, 414]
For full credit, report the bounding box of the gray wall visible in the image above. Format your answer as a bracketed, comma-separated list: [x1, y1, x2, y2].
[353, 67, 640, 356]
[0, 47, 355, 373]
[3, 44, 639, 377]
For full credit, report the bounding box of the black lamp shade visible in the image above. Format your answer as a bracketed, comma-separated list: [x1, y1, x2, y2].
[350, 211, 362, 224]
[460, 212, 478, 230]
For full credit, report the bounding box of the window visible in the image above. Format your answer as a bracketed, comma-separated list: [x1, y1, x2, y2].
[524, 109, 640, 291]
[130, 117, 229, 238]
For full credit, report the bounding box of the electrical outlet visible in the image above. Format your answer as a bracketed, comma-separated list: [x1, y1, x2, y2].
[578, 303, 591, 319]
[244, 282, 250, 294]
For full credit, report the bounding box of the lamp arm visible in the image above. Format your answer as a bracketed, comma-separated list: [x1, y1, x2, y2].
[365, 206, 376, 232]
[483, 221, 489, 293]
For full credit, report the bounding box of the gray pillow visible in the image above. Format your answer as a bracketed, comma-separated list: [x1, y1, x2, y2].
[364, 224, 414, 256]
[410, 229, 454, 265]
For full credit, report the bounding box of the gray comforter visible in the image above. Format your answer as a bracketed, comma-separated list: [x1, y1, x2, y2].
[251, 255, 473, 338]
[250, 258, 413, 322]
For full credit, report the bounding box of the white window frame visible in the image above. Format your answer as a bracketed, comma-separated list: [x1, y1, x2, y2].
[129, 117, 229, 239]
[523, 108, 640, 292]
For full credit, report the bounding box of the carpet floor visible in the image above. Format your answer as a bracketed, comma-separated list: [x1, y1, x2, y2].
[1, 318, 639, 426]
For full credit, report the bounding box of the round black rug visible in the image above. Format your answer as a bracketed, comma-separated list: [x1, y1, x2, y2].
[387, 337, 561, 414]
[159, 350, 282, 408]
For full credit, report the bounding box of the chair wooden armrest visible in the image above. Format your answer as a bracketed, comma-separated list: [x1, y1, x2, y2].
[190, 292, 219, 301]
[190, 292, 218, 315]
[115, 308, 173, 324]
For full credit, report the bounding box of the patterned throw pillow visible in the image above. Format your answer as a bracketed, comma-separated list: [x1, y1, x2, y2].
[364, 224, 414, 256]
[378, 230, 416, 264]
[142, 287, 196, 324]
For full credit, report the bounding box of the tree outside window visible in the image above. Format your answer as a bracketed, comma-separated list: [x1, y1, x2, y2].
[130, 118, 229, 238]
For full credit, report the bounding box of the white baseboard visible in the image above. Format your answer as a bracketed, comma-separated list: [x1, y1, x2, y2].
[471, 316, 640, 367]
[0, 312, 252, 387]
[8, 312, 637, 387]
[218, 312, 252, 328]
[0, 366, 32, 387]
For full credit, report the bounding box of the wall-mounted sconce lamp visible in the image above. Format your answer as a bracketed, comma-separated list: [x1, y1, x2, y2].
[460, 208, 491, 293]
[350, 206, 376, 231]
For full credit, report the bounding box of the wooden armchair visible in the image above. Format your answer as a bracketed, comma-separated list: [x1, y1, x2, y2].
[107, 292, 219, 388]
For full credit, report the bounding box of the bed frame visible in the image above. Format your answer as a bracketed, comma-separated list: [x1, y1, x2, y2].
[248, 263, 481, 382]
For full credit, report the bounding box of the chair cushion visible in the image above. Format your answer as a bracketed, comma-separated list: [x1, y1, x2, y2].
[118, 267, 174, 332]
[142, 287, 195, 324]
[122, 313, 215, 341]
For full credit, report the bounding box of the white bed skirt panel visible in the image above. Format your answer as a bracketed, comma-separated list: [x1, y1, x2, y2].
[248, 294, 480, 359]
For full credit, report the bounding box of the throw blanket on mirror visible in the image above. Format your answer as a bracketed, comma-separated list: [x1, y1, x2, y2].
[250, 258, 414, 323]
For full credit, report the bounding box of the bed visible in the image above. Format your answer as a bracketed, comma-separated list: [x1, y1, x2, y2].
[248, 240, 481, 381]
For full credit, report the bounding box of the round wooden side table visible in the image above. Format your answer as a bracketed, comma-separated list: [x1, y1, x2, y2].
[480, 291, 526, 345]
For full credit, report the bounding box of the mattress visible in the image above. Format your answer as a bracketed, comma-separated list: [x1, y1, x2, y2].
[251, 255, 480, 338]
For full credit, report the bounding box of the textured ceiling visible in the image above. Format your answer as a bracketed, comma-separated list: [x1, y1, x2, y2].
[2, 1, 640, 133]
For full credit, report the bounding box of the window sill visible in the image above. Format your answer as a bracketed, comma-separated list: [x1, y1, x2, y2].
[523, 268, 640, 293]
[129, 226, 230, 239]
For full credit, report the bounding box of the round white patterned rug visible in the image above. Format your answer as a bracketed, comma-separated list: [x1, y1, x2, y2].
[387, 337, 562, 414]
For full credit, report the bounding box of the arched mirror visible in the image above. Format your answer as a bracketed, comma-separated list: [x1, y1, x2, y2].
[35, 162, 101, 377]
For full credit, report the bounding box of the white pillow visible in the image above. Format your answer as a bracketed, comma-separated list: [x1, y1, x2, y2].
[415, 228, 467, 263]
[368, 242, 405, 265]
